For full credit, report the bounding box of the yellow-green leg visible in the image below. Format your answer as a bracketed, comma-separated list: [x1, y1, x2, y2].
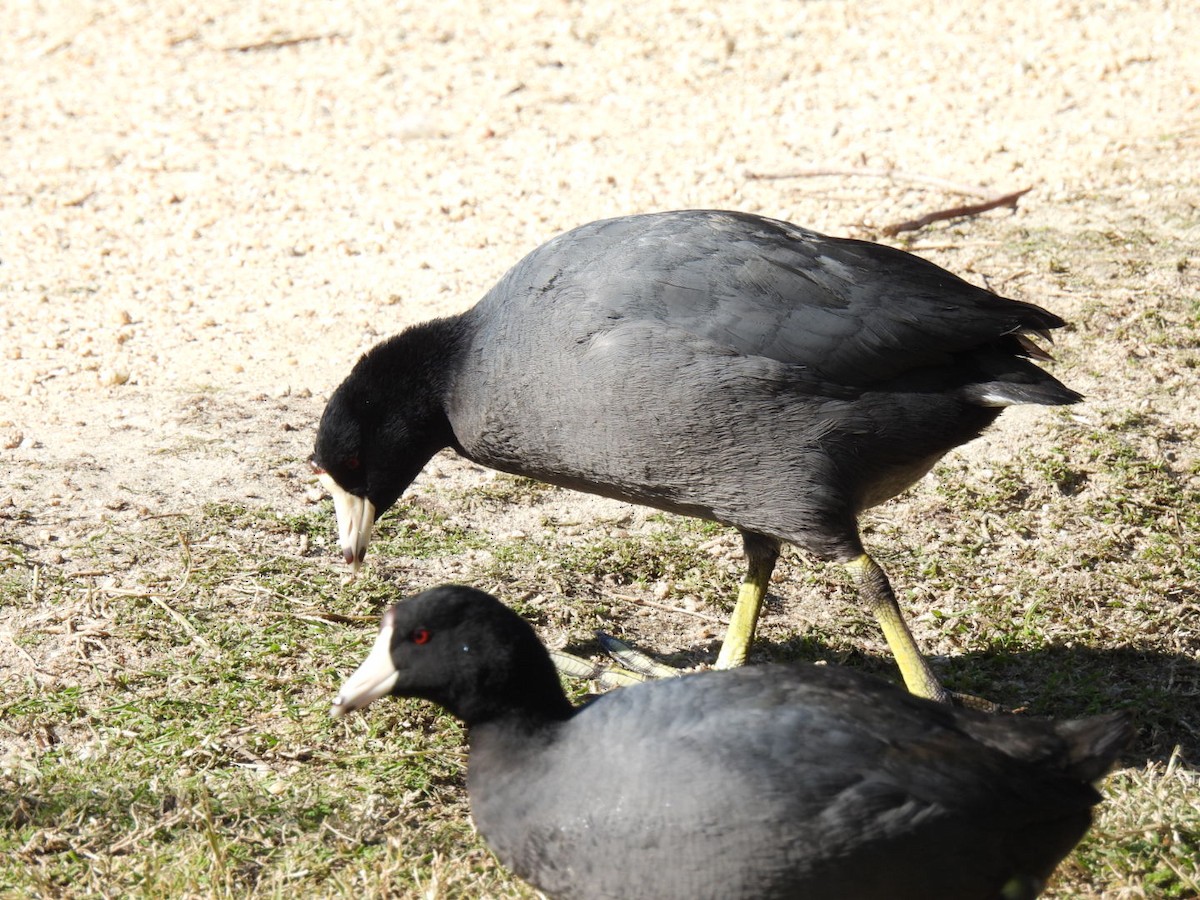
[713, 534, 781, 669]
[550, 533, 780, 685]
[846, 553, 951, 704]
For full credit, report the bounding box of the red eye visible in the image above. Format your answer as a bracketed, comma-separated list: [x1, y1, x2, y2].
[411, 628, 431, 645]
[346, 454, 360, 471]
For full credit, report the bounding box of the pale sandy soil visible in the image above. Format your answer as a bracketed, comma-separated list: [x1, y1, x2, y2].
[2, 0, 1196, 525]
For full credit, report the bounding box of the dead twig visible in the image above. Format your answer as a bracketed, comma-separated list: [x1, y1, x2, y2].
[142, 593, 210, 648]
[290, 609, 378, 626]
[331, 748, 468, 762]
[36, 15, 99, 57]
[223, 33, 342, 53]
[880, 187, 1033, 237]
[102, 532, 211, 649]
[108, 810, 188, 855]
[904, 240, 1002, 252]
[2, 631, 42, 672]
[609, 592, 727, 624]
[745, 166, 997, 199]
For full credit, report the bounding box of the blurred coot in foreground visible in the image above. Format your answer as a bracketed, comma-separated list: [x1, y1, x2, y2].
[331, 585, 1130, 900]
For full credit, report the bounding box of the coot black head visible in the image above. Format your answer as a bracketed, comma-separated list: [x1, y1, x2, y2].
[312, 321, 462, 568]
[332, 585, 1132, 900]
[331, 584, 572, 725]
[315, 210, 1082, 701]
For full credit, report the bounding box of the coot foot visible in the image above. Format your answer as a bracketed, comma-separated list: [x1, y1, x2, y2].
[549, 645, 649, 689]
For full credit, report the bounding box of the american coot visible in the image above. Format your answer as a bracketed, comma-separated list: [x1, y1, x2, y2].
[331, 585, 1131, 900]
[313, 210, 1081, 702]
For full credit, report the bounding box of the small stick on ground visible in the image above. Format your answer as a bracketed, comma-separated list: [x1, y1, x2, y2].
[609, 592, 727, 624]
[745, 166, 997, 199]
[290, 609, 378, 626]
[108, 811, 188, 855]
[143, 593, 211, 648]
[102, 532, 212, 649]
[2, 631, 42, 672]
[904, 240, 1002, 252]
[880, 187, 1033, 237]
[223, 33, 342, 53]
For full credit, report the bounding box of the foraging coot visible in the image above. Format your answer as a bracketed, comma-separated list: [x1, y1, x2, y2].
[313, 210, 1080, 702]
[332, 585, 1130, 900]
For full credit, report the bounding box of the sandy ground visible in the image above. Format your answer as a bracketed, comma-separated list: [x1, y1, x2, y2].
[2, 0, 1196, 528]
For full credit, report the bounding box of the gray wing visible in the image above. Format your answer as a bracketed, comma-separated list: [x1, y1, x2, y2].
[484, 210, 1065, 387]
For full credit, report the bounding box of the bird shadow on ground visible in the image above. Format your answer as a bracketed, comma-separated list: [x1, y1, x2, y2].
[562, 634, 1198, 767]
[933, 644, 1199, 765]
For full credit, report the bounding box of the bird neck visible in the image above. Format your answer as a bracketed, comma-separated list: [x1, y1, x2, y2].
[361, 316, 469, 444]
[378, 313, 465, 384]
[465, 700, 576, 772]
[451, 654, 577, 731]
